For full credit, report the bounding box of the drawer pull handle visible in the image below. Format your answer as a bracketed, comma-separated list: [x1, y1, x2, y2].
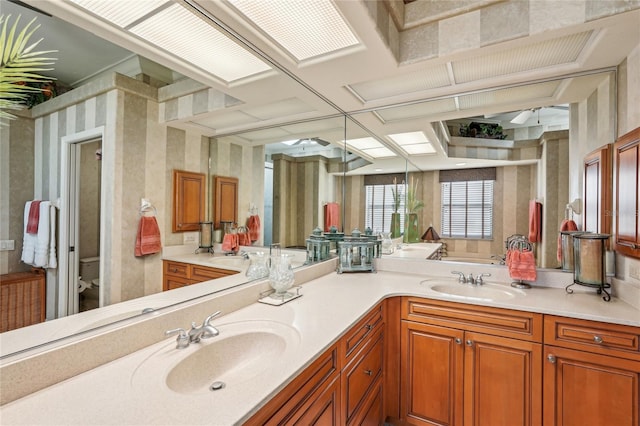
[547, 354, 556, 364]
[455, 338, 462, 345]
[364, 324, 373, 331]
[364, 369, 372, 376]
[593, 335, 603, 344]
[465, 340, 473, 347]
[172, 268, 179, 273]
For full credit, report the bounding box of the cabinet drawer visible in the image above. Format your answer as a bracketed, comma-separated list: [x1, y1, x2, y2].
[164, 276, 193, 291]
[402, 297, 542, 342]
[163, 261, 190, 278]
[246, 344, 340, 425]
[341, 303, 384, 363]
[190, 265, 237, 281]
[544, 315, 640, 361]
[343, 329, 383, 424]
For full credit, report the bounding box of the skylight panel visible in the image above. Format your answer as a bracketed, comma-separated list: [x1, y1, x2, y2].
[70, 0, 169, 28]
[229, 0, 359, 61]
[129, 4, 271, 82]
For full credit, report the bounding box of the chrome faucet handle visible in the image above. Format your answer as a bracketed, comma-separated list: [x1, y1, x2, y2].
[165, 328, 189, 349]
[451, 271, 466, 283]
[201, 311, 222, 339]
[476, 273, 491, 285]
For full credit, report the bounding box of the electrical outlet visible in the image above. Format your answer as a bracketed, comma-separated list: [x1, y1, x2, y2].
[0, 240, 15, 251]
[630, 266, 640, 281]
[183, 233, 197, 244]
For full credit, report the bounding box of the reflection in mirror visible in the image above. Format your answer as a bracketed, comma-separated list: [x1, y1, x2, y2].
[0, 0, 343, 358]
[346, 70, 616, 272]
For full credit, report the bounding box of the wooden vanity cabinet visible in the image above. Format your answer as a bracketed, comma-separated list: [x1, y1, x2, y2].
[543, 315, 640, 426]
[613, 127, 640, 258]
[400, 297, 543, 426]
[246, 302, 386, 426]
[172, 170, 205, 232]
[162, 260, 238, 291]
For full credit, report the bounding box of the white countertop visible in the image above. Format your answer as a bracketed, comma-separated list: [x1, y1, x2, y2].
[1, 264, 639, 425]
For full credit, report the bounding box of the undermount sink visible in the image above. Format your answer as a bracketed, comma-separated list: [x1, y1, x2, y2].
[131, 320, 300, 395]
[420, 279, 526, 301]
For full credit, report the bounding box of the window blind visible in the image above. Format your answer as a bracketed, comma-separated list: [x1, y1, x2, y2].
[365, 183, 405, 233]
[441, 180, 493, 239]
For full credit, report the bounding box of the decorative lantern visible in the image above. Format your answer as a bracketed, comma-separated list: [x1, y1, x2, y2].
[306, 227, 331, 264]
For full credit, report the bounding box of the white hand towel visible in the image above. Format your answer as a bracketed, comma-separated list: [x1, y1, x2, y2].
[21, 201, 36, 265]
[34, 201, 50, 267]
[48, 204, 57, 269]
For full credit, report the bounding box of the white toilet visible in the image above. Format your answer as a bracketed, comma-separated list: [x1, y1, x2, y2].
[79, 256, 100, 294]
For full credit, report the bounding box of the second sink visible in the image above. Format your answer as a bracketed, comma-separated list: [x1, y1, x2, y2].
[420, 279, 527, 301]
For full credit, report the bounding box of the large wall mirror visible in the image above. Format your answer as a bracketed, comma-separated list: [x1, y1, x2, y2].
[2, 0, 632, 360]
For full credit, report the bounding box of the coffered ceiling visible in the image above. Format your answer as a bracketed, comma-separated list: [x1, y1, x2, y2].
[10, 0, 640, 173]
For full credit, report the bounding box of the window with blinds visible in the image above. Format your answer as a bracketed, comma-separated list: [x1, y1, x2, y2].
[441, 180, 493, 239]
[365, 183, 406, 233]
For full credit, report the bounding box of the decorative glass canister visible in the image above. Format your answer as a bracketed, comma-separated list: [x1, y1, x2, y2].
[380, 232, 394, 254]
[566, 233, 611, 301]
[245, 251, 269, 280]
[196, 221, 214, 254]
[560, 231, 589, 271]
[269, 254, 295, 299]
[306, 227, 331, 264]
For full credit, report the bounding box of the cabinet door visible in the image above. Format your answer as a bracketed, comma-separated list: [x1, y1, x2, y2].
[464, 332, 542, 426]
[287, 376, 341, 426]
[213, 175, 238, 229]
[543, 345, 640, 426]
[583, 145, 612, 235]
[172, 170, 205, 232]
[614, 127, 640, 258]
[401, 321, 464, 426]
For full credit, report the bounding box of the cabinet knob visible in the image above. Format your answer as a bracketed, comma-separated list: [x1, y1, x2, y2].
[547, 354, 556, 364]
[364, 369, 373, 376]
[172, 268, 179, 273]
[593, 335, 603, 344]
[178, 223, 182, 228]
[465, 339, 473, 347]
[455, 338, 462, 345]
[364, 324, 373, 331]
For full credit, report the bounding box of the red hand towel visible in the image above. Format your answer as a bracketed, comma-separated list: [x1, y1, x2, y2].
[324, 203, 339, 232]
[508, 250, 537, 282]
[135, 216, 162, 257]
[557, 219, 578, 261]
[247, 215, 260, 242]
[222, 234, 239, 252]
[528, 201, 542, 243]
[26, 200, 42, 234]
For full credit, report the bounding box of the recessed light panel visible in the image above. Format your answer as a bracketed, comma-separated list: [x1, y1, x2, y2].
[70, 1, 272, 83]
[344, 137, 397, 158]
[70, 0, 169, 28]
[129, 4, 270, 82]
[388, 131, 429, 146]
[229, 0, 359, 61]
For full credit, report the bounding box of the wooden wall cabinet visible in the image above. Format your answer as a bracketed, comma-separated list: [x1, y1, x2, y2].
[399, 297, 542, 426]
[213, 175, 238, 229]
[172, 170, 205, 232]
[613, 127, 640, 258]
[162, 260, 238, 291]
[583, 144, 612, 235]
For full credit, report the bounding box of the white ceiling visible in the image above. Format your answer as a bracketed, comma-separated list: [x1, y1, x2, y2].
[10, 0, 640, 174]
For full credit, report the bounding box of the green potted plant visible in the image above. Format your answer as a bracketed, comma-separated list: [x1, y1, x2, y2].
[404, 176, 424, 243]
[0, 14, 57, 124]
[390, 177, 402, 239]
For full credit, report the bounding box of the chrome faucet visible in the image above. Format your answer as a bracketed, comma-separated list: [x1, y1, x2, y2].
[475, 273, 491, 285]
[452, 271, 466, 283]
[165, 311, 221, 349]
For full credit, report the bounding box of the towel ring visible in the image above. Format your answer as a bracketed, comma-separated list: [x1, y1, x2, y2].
[139, 205, 157, 216]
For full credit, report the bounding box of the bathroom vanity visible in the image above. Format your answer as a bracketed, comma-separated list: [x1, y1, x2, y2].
[0, 258, 638, 425]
